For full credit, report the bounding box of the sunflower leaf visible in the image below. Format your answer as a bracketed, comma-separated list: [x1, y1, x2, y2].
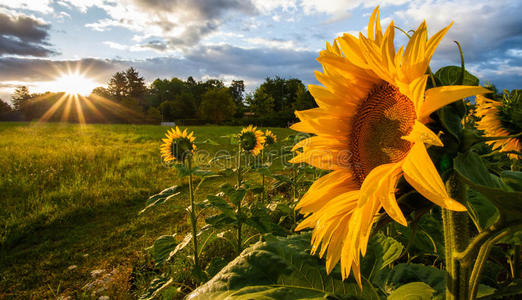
[374, 263, 446, 297]
[140, 185, 183, 214]
[387, 282, 435, 300]
[206, 195, 236, 220]
[151, 235, 178, 267]
[434, 66, 479, 86]
[139, 276, 174, 300]
[361, 232, 404, 279]
[187, 233, 379, 300]
[454, 151, 522, 217]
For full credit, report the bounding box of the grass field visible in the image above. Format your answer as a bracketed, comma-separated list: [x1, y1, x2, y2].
[0, 122, 294, 298]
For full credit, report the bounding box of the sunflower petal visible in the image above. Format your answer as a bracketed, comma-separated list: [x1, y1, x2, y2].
[421, 86, 490, 119]
[402, 143, 466, 211]
[403, 120, 443, 146]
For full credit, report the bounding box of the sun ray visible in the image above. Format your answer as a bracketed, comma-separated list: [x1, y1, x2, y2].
[38, 93, 68, 123]
[60, 95, 73, 122]
[79, 95, 106, 123]
[73, 94, 86, 125]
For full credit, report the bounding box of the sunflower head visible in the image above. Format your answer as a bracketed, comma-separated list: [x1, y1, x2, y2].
[289, 6, 489, 286]
[264, 130, 277, 146]
[475, 93, 521, 158]
[160, 127, 196, 162]
[239, 125, 265, 156]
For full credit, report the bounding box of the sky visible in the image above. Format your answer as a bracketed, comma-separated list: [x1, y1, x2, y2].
[0, 0, 521, 103]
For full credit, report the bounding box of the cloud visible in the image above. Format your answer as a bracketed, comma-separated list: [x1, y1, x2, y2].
[0, 9, 56, 56]
[0, 0, 53, 14]
[77, 0, 259, 51]
[394, 0, 522, 62]
[300, 0, 408, 23]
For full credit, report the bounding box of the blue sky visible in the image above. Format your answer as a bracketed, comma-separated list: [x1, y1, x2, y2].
[0, 0, 521, 102]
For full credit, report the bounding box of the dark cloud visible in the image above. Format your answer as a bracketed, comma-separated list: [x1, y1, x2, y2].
[86, 0, 258, 50]
[0, 11, 56, 57]
[134, 0, 257, 19]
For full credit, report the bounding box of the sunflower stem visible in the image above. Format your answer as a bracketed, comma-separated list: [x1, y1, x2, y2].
[187, 157, 199, 270]
[261, 148, 266, 202]
[236, 143, 242, 255]
[443, 173, 470, 300]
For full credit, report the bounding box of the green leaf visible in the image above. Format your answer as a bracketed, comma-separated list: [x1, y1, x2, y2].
[439, 103, 463, 141]
[476, 284, 496, 298]
[434, 66, 479, 86]
[374, 264, 446, 297]
[500, 171, 522, 191]
[192, 168, 218, 177]
[139, 276, 174, 300]
[361, 232, 404, 279]
[454, 151, 522, 216]
[173, 163, 190, 177]
[467, 188, 500, 230]
[197, 138, 220, 145]
[168, 233, 192, 261]
[205, 213, 237, 228]
[151, 235, 178, 267]
[477, 279, 522, 299]
[229, 188, 247, 206]
[388, 282, 435, 300]
[207, 195, 236, 220]
[140, 185, 182, 215]
[187, 233, 379, 300]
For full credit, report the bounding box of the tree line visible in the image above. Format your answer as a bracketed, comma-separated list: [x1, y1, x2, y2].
[0, 67, 316, 126]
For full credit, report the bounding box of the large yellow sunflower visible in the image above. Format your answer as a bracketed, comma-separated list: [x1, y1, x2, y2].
[290, 7, 489, 285]
[160, 127, 196, 162]
[239, 125, 265, 156]
[475, 95, 521, 159]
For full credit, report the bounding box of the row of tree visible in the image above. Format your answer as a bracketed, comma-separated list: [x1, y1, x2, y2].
[0, 67, 316, 126]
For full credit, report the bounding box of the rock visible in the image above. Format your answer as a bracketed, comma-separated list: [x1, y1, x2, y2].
[91, 269, 106, 278]
[98, 296, 110, 300]
[67, 265, 77, 271]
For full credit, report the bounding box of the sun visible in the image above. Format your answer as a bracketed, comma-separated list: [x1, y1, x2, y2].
[53, 72, 98, 95]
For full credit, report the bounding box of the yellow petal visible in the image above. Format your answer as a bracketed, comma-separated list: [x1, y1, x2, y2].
[421, 86, 490, 119]
[402, 143, 466, 211]
[403, 120, 443, 146]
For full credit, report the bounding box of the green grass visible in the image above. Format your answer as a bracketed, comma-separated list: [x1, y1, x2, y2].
[0, 122, 294, 298]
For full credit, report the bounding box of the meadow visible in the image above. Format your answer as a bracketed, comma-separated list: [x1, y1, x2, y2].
[0, 122, 294, 298]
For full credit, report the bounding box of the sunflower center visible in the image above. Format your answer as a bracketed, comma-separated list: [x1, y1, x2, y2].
[171, 137, 193, 161]
[240, 132, 257, 151]
[349, 81, 416, 185]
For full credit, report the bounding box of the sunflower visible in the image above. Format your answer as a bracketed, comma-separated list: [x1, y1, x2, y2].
[264, 129, 277, 146]
[475, 95, 521, 159]
[160, 127, 196, 162]
[290, 7, 489, 285]
[239, 125, 265, 156]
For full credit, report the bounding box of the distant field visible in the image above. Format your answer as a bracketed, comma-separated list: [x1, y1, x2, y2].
[0, 122, 294, 298]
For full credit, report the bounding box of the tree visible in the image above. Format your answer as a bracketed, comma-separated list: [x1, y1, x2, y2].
[0, 99, 12, 114]
[107, 72, 128, 101]
[294, 84, 316, 110]
[146, 106, 162, 123]
[11, 86, 31, 111]
[247, 86, 275, 115]
[91, 87, 111, 98]
[230, 80, 245, 108]
[125, 67, 146, 99]
[200, 88, 236, 123]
